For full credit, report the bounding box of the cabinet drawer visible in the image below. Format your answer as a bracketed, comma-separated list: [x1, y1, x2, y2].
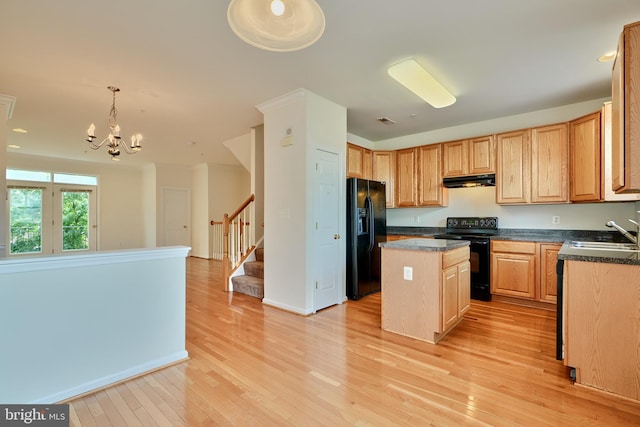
[491, 240, 536, 254]
[442, 246, 470, 269]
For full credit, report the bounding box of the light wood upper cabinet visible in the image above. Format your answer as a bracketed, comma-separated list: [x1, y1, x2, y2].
[496, 129, 531, 204]
[569, 111, 602, 202]
[497, 124, 569, 205]
[347, 143, 365, 178]
[418, 144, 448, 207]
[442, 136, 495, 177]
[531, 123, 569, 203]
[442, 140, 467, 177]
[611, 20, 640, 193]
[347, 143, 373, 180]
[602, 102, 640, 201]
[395, 148, 418, 207]
[372, 151, 395, 208]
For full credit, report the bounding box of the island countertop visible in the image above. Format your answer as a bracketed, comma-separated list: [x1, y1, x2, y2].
[380, 238, 469, 252]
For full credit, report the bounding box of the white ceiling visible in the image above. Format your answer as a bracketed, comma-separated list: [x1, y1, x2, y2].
[2, 1, 639, 167]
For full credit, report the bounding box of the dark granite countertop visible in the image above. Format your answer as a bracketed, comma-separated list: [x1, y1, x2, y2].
[558, 242, 640, 265]
[387, 227, 633, 244]
[380, 238, 469, 252]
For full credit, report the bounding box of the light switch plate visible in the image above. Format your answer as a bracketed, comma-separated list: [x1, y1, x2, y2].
[403, 266, 413, 281]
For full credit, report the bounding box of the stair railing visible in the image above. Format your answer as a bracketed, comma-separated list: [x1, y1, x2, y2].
[222, 194, 256, 290]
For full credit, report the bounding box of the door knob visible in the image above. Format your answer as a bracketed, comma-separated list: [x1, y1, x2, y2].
[334, 234, 340, 239]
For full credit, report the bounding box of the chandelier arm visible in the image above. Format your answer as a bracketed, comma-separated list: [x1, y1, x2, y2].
[87, 136, 110, 150]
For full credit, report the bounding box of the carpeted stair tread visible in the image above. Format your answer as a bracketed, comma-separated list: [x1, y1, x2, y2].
[255, 247, 264, 262]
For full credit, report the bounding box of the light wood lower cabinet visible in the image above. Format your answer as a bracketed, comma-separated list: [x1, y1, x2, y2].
[381, 246, 470, 344]
[564, 260, 640, 401]
[491, 241, 537, 299]
[491, 240, 561, 304]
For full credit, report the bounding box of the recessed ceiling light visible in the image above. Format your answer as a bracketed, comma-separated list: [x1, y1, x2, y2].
[388, 58, 456, 108]
[12, 128, 27, 133]
[8, 144, 21, 149]
[598, 51, 617, 62]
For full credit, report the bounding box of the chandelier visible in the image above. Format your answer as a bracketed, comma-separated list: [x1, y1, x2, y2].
[86, 86, 143, 160]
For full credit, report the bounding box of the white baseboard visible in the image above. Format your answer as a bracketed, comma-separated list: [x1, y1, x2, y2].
[262, 298, 313, 315]
[34, 350, 189, 404]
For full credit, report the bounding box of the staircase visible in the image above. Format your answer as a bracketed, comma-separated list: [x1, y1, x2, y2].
[231, 247, 264, 299]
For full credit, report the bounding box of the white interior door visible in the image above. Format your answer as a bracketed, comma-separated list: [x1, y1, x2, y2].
[162, 187, 191, 247]
[313, 149, 343, 311]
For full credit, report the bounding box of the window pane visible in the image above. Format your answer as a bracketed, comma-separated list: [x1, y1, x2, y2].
[9, 189, 43, 254]
[6, 169, 51, 182]
[54, 173, 97, 186]
[62, 191, 90, 251]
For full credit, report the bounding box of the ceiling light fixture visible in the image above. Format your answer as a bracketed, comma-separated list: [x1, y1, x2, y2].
[86, 86, 143, 161]
[12, 128, 28, 133]
[387, 58, 456, 108]
[227, 0, 325, 52]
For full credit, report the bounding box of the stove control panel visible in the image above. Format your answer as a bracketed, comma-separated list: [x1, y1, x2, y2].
[446, 217, 498, 230]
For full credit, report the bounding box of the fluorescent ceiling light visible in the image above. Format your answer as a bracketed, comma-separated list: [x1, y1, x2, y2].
[12, 128, 27, 133]
[387, 59, 456, 108]
[598, 51, 617, 62]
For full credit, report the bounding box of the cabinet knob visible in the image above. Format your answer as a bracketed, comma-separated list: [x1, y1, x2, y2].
[334, 234, 341, 240]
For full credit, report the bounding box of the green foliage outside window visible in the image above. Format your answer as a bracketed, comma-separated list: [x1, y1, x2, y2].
[62, 192, 89, 250]
[9, 189, 43, 254]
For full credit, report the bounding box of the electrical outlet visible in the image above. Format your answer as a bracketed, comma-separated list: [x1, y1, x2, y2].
[403, 266, 413, 281]
[552, 216, 560, 225]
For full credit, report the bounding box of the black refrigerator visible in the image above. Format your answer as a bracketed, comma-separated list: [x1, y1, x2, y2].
[346, 178, 387, 300]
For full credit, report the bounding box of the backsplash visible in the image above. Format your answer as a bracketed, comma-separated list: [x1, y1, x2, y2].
[386, 186, 640, 231]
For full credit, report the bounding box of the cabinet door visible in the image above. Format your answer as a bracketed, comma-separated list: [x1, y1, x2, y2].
[418, 144, 447, 206]
[347, 143, 363, 178]
[372, 151, 395, 208]
[442, 140, 468, 177]
[490, 252, 536, 299]
[539, 243, 560, 303]
[612, 22, 640, 193]
[468, 135, 495, 175]
[457, 261, 471, 316]
[362, 149, 373, 180]
[395, 148, 418, 207]
[496, 130, 530, 204]
[531, 123, 569, 203]
[570, 112, 601, 202]
[442, 264, 459, 331]
[611, 30, 625, 191]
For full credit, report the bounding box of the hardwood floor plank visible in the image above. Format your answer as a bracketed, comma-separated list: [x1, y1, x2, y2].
[65, 257, 640, 426]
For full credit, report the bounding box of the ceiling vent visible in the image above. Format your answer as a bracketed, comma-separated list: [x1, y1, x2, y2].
[377, 116, 395, 125]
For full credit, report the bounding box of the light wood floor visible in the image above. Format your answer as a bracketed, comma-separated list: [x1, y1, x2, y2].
[67, 257, 640, 426]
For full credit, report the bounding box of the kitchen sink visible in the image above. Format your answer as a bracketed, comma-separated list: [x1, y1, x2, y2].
[569, 241, 640, 251]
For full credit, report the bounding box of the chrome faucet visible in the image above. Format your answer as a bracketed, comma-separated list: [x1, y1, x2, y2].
[606, 220, 638, 246]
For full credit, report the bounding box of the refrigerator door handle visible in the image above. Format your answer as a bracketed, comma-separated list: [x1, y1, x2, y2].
[366, 195, 375, 252]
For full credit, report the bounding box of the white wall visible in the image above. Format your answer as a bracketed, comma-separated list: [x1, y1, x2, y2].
[0, 95, 14, 257]
[208, 164, 251, 221]
[259, 89, 346, 314]
[7, 153, 146, 250]
[251, 125, 265, 242]
[191, 163, 209, 258]
[0, 246, 190, 403]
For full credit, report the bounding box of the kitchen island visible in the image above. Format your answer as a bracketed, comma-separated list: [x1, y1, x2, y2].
[379, 238, 470, 344]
